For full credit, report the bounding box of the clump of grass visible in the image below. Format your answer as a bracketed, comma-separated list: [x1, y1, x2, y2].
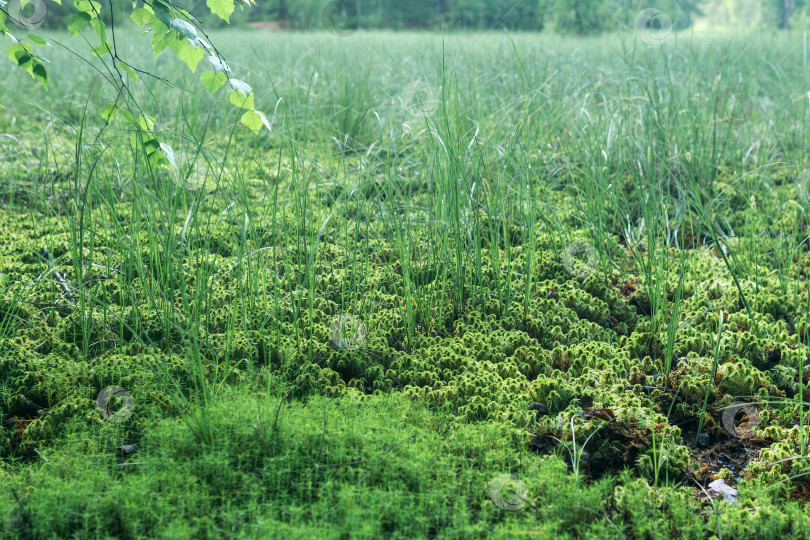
[696, 309, 725, 443]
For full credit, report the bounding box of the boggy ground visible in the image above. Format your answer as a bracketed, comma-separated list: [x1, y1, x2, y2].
[1, 29, 810, 539]
[2, 168, 809, 538]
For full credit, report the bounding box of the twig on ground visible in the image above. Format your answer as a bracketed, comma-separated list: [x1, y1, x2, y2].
[40, 248, 76, 306]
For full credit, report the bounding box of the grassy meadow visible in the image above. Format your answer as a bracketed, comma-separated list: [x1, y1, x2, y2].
[2, 25, 810, 538]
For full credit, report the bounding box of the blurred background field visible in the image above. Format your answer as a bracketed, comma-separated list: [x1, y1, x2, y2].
[17, 0, 810, 33]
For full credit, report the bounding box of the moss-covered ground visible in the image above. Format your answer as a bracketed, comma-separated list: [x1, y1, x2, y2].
[2, 29, 810, 538]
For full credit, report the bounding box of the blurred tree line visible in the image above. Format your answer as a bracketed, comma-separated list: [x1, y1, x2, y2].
[234, 0, 808, 31]
[28, 0, 810, 33]
[232, 0, 699, 32]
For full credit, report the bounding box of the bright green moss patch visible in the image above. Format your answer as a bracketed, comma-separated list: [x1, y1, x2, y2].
[4, 388, 810, 539]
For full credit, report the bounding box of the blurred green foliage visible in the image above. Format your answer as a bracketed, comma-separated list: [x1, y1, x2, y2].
[27, 0, 810, 34]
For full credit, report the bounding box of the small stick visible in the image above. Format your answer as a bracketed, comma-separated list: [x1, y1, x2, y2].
[53, 270, 76, 306]
[41, 248, 76, 306]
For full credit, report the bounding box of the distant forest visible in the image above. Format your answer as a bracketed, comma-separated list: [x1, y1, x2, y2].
[245, 0, 701, 32]
[36, 0, 810, 33]
[218, 0, 810, 32]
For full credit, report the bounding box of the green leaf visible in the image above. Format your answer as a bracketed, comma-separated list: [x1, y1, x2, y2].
[131, 8, 153, 26]
[176, 7, 199, 24]
[138, 114, 156, 130]
[160, 143, 177, 169]
[90, 16, 108, 43]
[173, 39, 204, 72]
[207, 55, 230, 73]
[229, 88, 254, 111]
[118, 61, 138, 81]
[152, 0, 171, 14]
[68, 12, 91, 37]
[134, 132, 170, 169]
[197, 38, 211, 52]
[142, 138, 160, 154]
[240, 110, 261, 132]
[27, 33, 46, 46]
[16, 55, 33, 70]
[170, 18, 197, 43]
[240, 110, 271, 133]
[207, 0, 235, 22]
[92, 42, 112, 57]
[7, 43, 48, 88]
[31, 62, 47, 88]
[7, 42, 32, 64]
[200, 71, 227, 94]
[100, 103, 118, 122]
[120, 110, 135, 127]
[255, 110, 272, 130]
[228, 78, 251, 96]
[150, 24, 174, 58]
[74, 0, 102, 15]
[152, 2, 173, 27]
